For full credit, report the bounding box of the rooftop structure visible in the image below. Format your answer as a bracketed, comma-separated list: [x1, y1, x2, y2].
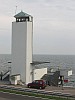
[14, 11, 33, 22]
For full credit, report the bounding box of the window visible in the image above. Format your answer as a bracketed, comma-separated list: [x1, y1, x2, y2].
[35, 81, 39, 83]
[40, 81, 42, 84]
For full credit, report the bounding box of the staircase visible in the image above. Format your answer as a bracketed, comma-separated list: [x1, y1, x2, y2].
[41, 71, 60, 86]
[0, 70, 10, 81]
[2, 71, 10, 80]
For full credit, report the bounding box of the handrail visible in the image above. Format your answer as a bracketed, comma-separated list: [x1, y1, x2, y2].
[51, 81, 57, 86]
[0, 85, 75, 99]
[3, 70, 10, 76]
[2, 71, 10, 80]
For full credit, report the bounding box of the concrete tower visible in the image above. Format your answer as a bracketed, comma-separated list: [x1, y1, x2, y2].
[12, 11, 33, 84]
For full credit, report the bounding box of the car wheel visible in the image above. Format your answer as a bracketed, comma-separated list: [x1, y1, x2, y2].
[28, 85, 31, 88]
[39, 87, 42, 89]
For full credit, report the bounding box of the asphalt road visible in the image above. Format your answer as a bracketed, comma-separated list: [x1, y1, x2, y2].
[0, 92, 47, 100]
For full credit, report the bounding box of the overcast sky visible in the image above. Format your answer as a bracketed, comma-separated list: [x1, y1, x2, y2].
[0, 0, 75, 55]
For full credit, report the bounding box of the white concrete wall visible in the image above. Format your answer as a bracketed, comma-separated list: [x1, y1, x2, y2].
[33, 68, 47, 80]
[10, 75, 20, 85]
[16, 75, 20, 80]
[25, 22, 33, 84]
[12, 21, 33, 84]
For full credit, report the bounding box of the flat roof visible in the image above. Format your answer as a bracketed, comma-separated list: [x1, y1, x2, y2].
[30, 61, 50, 65]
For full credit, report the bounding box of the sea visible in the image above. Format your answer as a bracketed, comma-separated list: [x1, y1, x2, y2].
[0, 54, 75, 87]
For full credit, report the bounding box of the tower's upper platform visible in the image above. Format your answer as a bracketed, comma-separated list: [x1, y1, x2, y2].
[14, 11, 33, 22]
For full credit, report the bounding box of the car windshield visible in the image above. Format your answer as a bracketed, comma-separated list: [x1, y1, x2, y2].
[32, 81, 35, 83]
[32, 80, 39, 83]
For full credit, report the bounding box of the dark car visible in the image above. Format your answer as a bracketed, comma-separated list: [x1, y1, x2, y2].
[27, 80, 46, 89]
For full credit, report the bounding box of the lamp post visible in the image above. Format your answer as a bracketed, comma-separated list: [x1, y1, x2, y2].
[61, 76, 64, 90]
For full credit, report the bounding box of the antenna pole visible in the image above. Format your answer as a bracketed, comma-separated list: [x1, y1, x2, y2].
[15, 6, 17, 14]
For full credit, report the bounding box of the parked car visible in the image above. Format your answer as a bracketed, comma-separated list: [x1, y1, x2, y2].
[27, 80, 46, 89]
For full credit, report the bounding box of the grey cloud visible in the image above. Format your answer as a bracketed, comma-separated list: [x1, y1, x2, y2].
[44, 0, 75, 11]
[20, 0, 37, 3]
[18, 0, 43, 3]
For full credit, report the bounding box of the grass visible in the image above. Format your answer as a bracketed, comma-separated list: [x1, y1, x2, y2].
[0, 88, 74, 100]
